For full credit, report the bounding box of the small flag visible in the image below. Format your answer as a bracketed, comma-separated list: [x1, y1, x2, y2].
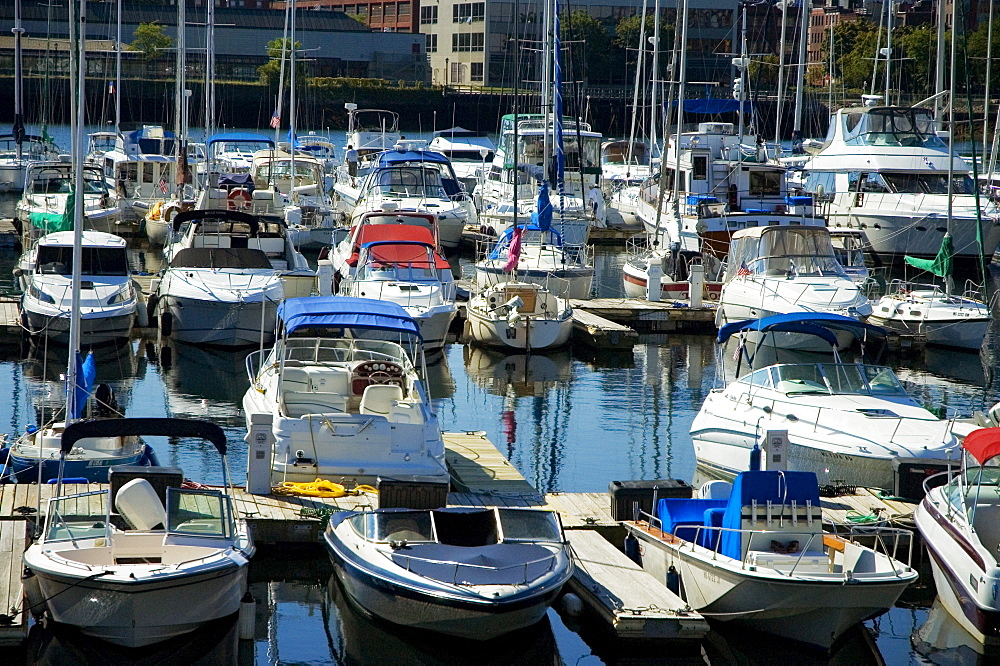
[270, 114, 280, 129]
[158, 178, 168, 195]
[736, 261, 753, 278]
[107, 81, 115, 95]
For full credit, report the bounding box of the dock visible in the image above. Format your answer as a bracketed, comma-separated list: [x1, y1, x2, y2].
[569, 298, 718, 334]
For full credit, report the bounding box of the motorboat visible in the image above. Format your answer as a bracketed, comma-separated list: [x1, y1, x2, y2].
[340, 105, 401, 174]
[689, 313, 960, 490]
[21, 418, 255, 648]
[339, 144, 474, 251]
[201, 131, 275, 183]
[0, 134, 62, 193]
[869, 281, 990, 351]
[466, 282, 573, 352]
[154, 209, 314, 347]
[291, 132, 338, 174]
[427, 126, 496, 193]
[96, 125, 177, 220]
[601, 139, 652, 222]
[325, 209, 440, 286]
[915, 426, 1000, 646]
[339, 228, 458, 350]
[324, 506, 573, 640]
[14, 161, 121, 241]
[621, 239, 723, 301]
[16, 230, 138, 344]
[623, 469, 917, 649]
[477, 113, 603, 246]
[242, 296, 448, 486]
[475, 222, 594, 300]
[717, 226, 872, 350]
[797, 99, 1000, 259]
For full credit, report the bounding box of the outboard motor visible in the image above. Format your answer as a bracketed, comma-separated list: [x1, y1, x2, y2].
[94, 383, 120, 418]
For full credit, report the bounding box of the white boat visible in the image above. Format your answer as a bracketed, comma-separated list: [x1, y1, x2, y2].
[601, 139, 652, 221]
[201, 131, 275, 183]
[621, 239, 724, 301]
[293, 132, 338, 174]
[690, 313, 959, 490]
[339, 228, 458, 350]
[14, 161, 121, 241]
[798, 100, 1000, 259]
[427, 126, 496, 193]
[466, 281, 573, 351]
[915, 426, 1000, 646]
[340, 145, 473, 251]
[476, 224, 594, 300]
[97, 125, 177, 223]
[22, 418, 255, 648]
[324, 506, 573, 640]
[16, 230, 138, 344]
[870, 281, 990, 350]
[242, 296, 448, 486]
[340, 105, 401, 175]
[718, 226, 872, 350]
[623, 469, 917, 649]
[327, 209, 440, 286]
[155, 209, 314, 347]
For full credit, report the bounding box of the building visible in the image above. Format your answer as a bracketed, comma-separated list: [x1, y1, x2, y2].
[269, 1, 418, 34]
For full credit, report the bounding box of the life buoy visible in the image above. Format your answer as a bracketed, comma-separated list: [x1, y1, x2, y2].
[162, 202, 182, 223]
[228, 188, 252, 210]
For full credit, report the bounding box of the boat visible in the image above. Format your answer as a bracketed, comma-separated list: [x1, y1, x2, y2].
[797, 99, 1000, 260]
[201, 131, 276, 182]
[242, 296, 448, 486]
[466, 281, 573, 352]
[323, 505, 573, 640]
[339, 105, 401, 175]
[915, 427, 1000, 647]
[717, 225, 872, 350]
[15, 230, 138, 345]
[154, 209, 314, 347]
[475, 222, 594, 300]
[828, 229, 880, 286]
[601, 139, 652, 222]
[21, 417, 255, 647]
[326, 208, 440, 287]
[292, 132, 338, 174]
[869, 281, 990, 350]
[427, 126, 496, 193]
[338, 227, 458, 350]
[623, 469, 917, 649]
[14, 161, 121, 241]
[97, 124, 177, 223]
[689, 313, 959, 489]
[621, 238, 723, 301]
[341, 144, 474, 251]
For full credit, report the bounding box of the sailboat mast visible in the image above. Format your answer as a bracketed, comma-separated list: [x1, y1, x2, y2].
[883, 0, 893, 105]
[944, 0, 956, 295]
[674, 0, 688, 205]
[737, 4, 748, 143]
[774, 0, 787, 145]
[983, 1, 994, 163]
[13, 0, 24, 162]
[115, 0, 121, 132]
[205, 0, 216, 138]
[174, 0, 185, 156]
[542, 0, 553, 186]
[274, 4, 291, 147]
[626, 0, 649, 167]
[650, 0, 661, 157]
[68, 0, 87, 421]
[290, 0, 297, 198]
[934, 0, 946, 124]
[792, 0, 808, 133]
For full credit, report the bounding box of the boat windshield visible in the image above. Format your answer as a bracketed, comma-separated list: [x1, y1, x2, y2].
[443, 149, 495, 162]
[43, 490, 111, 543]
[879, 172, 977, 195]
[28, 167, 107, 195]
[731, 227, 846, 278]
[352, 510, 435, 543]
[602, 141, 650, 166]
[829, 234, 867, 270]
[368, 167, 447, 198]
[854, 108, 945, 148]
[36, 246, 129, 276]
[358, 248, 440, 282]
[280, 337, 415, 371]
[497, 509, 563, 543]
[254, 160, 322, 185]
[166, 488, 231, 538]
[745, 363, 908, 397]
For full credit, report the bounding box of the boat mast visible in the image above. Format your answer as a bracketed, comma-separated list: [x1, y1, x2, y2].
[114, 0, 121, 133]
[67, 0, 87, 428]
[737, 4, 748, 144]
[542, 0, 553, 190]
[173, 0, 186, 181]
[934, 0, 946, 124]
[774, 0, 788, 146]
[274, 4, 291, 148]
[983, 0, 994, 163]
[882, 0, 893, 105]
[650, 0, 661, 157]
[289, 0, 297, 200]
[626, 0, 649, 167]
[205, 0, 216, 139]
[944, 0, 956, 295]
[12, 0, 24, 163]
[792, 0, 808, 134]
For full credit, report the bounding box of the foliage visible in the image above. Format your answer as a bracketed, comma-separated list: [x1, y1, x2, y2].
[561, 10, 615, 84]
[129, 22, 172, 60]
[613, 13, 675, 76]
[257, 38, 309, 86]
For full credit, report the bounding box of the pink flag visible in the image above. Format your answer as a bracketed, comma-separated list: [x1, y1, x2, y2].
[503, 227, 523, 273]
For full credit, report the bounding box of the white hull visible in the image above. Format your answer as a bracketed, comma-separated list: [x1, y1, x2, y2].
[22, 310, 134, 345]
[412, 307, 457, 350]
[466, 313, 572, 351]
[826, 212, 1000, 259]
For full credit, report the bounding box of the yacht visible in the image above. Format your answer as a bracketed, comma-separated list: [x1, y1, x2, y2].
[97, 125, 177, 221]
[155, 209, 314, 347]
[476, 223, 594, 299]
[690, 313, 959, 490]
[601, 139, 652, 222]
[339, 228, 458, 349]
[16, 230, 138, 344]
[242, 296, 448, 486]
[915, 427, 1000, 646]
[869, 281, 990, 350]
[798, 100, 1000, 259]
[477, 113, 603, 246]
[427, 126, 496, 193]
[342, 105, 401, 171]
[15, 161, 121, 241]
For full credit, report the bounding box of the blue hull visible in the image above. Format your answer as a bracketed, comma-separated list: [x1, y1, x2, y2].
[9, 450, 152, 484]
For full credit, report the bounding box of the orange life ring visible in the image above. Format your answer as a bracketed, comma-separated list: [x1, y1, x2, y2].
[228, 188, 251, 210]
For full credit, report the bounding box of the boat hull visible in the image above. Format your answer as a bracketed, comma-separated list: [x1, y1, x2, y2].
[157, 294, 277, 347]
[826, 213, 1000, 260]
[21, 309, 135, 345]
[9, 451, 147, 483]
[476, 264, 593, 300]
[868, 315, 989, 351]
[466, 312, 572, 351]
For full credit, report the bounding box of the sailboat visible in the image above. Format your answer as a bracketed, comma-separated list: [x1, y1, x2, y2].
[5, 2, 150, 483]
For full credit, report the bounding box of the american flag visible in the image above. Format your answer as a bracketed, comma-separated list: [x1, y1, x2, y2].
[158, 178, 168, 195]
[736, 261, 753, 278]
[270, 114, 280, 129]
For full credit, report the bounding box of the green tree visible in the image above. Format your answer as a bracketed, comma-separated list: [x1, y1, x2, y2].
[897, 24, 938, 98]
[613, 14, 674, 78]
[258, 38, 308, 86]
[561, 10, 616, 85]
[129, 22, 172, 59]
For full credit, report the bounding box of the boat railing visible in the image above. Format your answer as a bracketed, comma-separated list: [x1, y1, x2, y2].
[389, 546, 560, 585]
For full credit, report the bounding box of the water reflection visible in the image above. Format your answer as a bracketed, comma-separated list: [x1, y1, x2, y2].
[703, 623, 885, 665]
[463, 346, 573, 397]
[159, 342, 251, 426]
[913, 599, 1000, 663]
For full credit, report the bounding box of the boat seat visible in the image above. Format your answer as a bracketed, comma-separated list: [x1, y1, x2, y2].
[281, 367, 312, 393]
[360, 384, 404, 417]
[250, 237, 285, 255]
[283, 391, 348, 417]
[115, 478, 167, 531]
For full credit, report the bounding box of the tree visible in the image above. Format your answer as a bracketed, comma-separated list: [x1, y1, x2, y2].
[613, 13, 674, 78]
[258, 38, 308, 87]
[561, 10, 616, 85]
[129, 22, 172, 59]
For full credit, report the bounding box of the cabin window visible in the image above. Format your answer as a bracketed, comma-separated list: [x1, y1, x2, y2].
[845, 112, 863, 134]
[692, 155, 708, 181]
[747, 368, 772, 388]
[881, 173, 977, 196]
[748, 170, 781, 196]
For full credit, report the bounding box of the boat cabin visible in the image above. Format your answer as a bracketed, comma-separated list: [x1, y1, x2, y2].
[724, 226, 846, 281]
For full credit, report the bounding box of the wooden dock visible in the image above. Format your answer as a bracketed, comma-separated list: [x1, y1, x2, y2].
[569, 298, 718, 333]
[0, 517, 28, 646]
[571, 309, 638, 349]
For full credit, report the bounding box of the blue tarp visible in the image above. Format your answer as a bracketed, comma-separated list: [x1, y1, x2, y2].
[206, 132, 275, 148]
[376, 150, 450, 166]
[70, 353, 96, 420]
[534, 183, 552, 232]
[672, 99, 754, 115]
[278, 296, 421, 339]
[719, 471, 820, 560]
[716, 312, 886, 345]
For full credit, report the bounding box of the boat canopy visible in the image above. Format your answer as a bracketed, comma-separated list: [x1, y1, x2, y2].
[171, 209, 260, 234]
[717, 312, 886, 346]
[359, 240, 450, 270]
[207, 132, 275, 149]
[62, 417, 227, 456]
[962, 428, 1000, 465]
[376, 150, 450, 166]
[278, 297, 421, 339]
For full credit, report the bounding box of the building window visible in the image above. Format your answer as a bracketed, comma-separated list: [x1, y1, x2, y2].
[420, 6, 438, 24]
[451, 62, 463, 83]
[426, 33, 437, 53]
[471, 62, 483, 82]
[398, 2, 410, 18]
[453, 2, 485, 23]
[452, 32, 484, 52]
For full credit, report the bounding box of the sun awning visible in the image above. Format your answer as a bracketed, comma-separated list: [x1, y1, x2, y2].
[277, 296, 421, 339]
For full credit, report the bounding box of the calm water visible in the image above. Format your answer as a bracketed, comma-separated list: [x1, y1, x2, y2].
[5, 151, 1000, 661]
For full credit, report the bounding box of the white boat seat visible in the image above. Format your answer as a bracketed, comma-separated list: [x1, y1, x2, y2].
[360, 384, 404, 416]
[699, 480, 733, 500]
[283, 391, 348, 417]
[115, 478, 167, 531]
[280, 367, 312, 393]
[307, 367, 350, 394]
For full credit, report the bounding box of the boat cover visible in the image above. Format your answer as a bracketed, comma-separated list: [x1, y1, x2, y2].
[716, 312, 886, 345]
[360, 240, 450, 270]
[389, 543, 555, 585]
[169, 247, 273, 270]
[206, 132, 275, 149]
[278, 296, 420, 339]
[719, 471, 820, 560]
[962, 427, 1000, 464]
[376, 150, 450, 166]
